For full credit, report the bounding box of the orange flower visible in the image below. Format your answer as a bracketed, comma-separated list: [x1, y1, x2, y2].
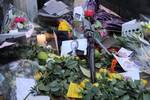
[79, 79, 90, 88]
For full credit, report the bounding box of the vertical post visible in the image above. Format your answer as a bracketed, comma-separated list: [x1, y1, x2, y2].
[14, 0, 38, 21]
[86, 31, 96, 83]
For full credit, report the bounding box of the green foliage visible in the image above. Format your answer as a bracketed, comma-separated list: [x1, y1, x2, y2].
[113, 34, 143, 50]
[35, 56, 85, 97]
[18, 44, 52, 60]
[0, 44, 52, 61]
[81, 72, 150, 100]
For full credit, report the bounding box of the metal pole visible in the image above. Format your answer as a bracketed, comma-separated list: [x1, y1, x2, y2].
[86, 31, 96, 83]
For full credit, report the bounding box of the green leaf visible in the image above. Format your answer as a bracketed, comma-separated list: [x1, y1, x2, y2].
[121, 95, 130, 100]
[134, 80, 141, 86]
[111, 79, 117, 85]
[129, 80, 136, 89]
[95, 63, 102, 68]
[143, 94, 150, 100]
[49, 81, 58, 87]
[91, 87, 99, 94]
[80, 66, 90, 78]
[85, 82, 93, 89]
[66, 60, 78, 68]
[50, 86, 60, 92]
[38, 83, 49, 91]
[114, 88, 126, 96]
[83, 95, 92, 100]
[54, 57, 63, 63]
[47, 61, 53, 69]
[39, 65, 46, 71]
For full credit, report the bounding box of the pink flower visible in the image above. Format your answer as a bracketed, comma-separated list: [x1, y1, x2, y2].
[15, 17, 27, 23]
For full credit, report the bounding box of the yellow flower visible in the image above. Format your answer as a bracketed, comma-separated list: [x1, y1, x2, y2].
[67, 82, 82, 98]
[108, 78, 113, 81]
[96, 73, 102, 79]
[93, 83, 99, 87]
[58, 20, 72, 32]
[141, 79, 148, 86]
[34, 71, 42, 80]
[79, 79, 90, 88]
[108, 73, 122, 80]
[99, 68, 108, 73]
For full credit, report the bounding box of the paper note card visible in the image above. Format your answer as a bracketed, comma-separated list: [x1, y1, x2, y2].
[16, 78, 35, 100]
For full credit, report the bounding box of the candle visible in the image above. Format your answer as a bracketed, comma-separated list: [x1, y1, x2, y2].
[37, 34, 47, 46]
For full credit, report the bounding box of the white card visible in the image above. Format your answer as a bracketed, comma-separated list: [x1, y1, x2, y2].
[118, 47, 133, 57]
[120, 69, 140, 80]
[73, 6, 84, 21]
[16, 78, 35, 100]
[122, 19, 142, 37]
[27, 95, 50, 100]
[114, 54, 139, 71]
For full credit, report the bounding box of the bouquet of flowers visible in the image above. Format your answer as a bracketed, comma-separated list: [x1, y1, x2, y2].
[2, 5, 31, 33]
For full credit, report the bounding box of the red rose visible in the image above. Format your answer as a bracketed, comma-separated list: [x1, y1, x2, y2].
[84, 9, 95, 17]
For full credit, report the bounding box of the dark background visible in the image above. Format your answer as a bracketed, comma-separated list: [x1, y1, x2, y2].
[101, 0, 150, 19]
[37, 0, 150, 19]
[1, 0, 150, 24]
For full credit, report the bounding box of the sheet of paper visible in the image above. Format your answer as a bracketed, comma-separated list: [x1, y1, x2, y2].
[0, 42, 15, 49]
[123, 19, 137, 25]
[27, 95, 50, 100]
[118, 47, 133, 57]
[122, 19, 142, 37]
[120, 69, 140, 80]
[73, 6, 84, 21]
[114, 54, 139, 71]
[43, 0, 68, 15]
[16, 78, 35, 100]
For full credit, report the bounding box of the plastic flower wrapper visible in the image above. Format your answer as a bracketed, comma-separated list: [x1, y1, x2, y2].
[2, 4, 31, 33]
[135, 44, 150, 73]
